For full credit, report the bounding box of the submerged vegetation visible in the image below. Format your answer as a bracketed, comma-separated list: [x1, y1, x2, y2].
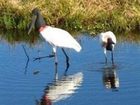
[1, 0, 140, 33]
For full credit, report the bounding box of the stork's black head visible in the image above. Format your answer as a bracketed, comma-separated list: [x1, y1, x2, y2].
[32, 8, 40, 15]
[28, 8, 46, 34]
[106, 38, 115, 51]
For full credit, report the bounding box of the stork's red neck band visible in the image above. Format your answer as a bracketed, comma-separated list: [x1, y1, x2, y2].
[39, 26, 47, 32]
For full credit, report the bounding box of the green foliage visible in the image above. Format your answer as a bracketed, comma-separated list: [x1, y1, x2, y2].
[0, 0, 140, 33]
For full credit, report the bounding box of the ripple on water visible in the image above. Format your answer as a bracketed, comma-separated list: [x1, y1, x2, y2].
[0, 33, 140, 105]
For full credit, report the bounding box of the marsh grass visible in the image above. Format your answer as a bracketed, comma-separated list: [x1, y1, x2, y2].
[1, 0, 140, 33]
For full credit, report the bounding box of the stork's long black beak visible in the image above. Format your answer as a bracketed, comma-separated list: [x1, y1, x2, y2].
[28, 15, 37, 35]
[111, 42, 115, 44]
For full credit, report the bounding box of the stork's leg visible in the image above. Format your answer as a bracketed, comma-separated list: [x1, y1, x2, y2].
[33, 54, 54, 61]
[33, 48, 55, 61]
[54, 53, 58, 80]
[52, 47, 58, 65]
[111, 51, 114, 65]
[62, 48, 70, 72]
[105, 54, 107, 64]
[104, 49, 107, 64]
[54, 51, 58, 65]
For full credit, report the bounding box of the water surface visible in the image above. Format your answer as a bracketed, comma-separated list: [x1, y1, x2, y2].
[0, 31, 140, 105]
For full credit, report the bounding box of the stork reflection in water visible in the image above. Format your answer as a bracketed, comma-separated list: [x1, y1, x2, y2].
[36, 63, 83, 105]
[102, 65, 119, 91]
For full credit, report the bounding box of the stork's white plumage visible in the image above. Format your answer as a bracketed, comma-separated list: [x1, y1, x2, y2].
[99, 31, 116, 44]
[40, 26, 81, 52]
[99, 31, 117, 64]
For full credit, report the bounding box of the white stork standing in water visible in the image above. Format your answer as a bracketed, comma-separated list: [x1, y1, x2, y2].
[99, 31, 116, 64]
[28, 8, 81, 67]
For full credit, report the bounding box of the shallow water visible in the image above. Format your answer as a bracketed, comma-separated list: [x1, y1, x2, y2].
[0, 31, 140, 105]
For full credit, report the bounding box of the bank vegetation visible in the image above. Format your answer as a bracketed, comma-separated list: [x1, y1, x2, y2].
[1, 0, 140, 34]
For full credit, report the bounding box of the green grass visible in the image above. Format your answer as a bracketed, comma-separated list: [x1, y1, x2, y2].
[1, 0, 140, 33]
